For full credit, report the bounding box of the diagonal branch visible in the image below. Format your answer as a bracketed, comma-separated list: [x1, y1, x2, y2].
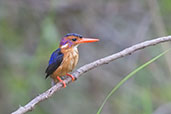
[12, 35, 171, 114]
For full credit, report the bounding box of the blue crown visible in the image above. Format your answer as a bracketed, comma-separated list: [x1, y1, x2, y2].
[64, 33, 83, 38]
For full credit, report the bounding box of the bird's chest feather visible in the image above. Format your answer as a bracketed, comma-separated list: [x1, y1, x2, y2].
[53, 48, 79, 76]
[62, 49, 79, 71]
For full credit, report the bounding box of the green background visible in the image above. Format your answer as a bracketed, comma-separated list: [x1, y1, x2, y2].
[0, 0, 171, 114]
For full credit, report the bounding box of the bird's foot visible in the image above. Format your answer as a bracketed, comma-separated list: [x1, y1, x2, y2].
[66, 73, 76, 81]
[56, 76, 66, 88]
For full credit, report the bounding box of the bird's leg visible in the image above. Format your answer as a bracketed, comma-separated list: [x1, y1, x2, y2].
[66, 73, 76, 81]
[56, 76, 66, 88]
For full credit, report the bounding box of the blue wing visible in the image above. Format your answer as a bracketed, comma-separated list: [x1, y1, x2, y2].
[45, 48, 64, 78]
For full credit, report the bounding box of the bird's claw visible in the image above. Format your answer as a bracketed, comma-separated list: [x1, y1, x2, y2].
[56, 76, 67, 88]
[66, 73, 76, 81]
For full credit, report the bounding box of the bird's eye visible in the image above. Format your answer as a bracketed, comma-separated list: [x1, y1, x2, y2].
[72, 38, 77, 41]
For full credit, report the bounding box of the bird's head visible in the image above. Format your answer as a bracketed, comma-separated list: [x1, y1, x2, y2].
[59, 33, 99, 49]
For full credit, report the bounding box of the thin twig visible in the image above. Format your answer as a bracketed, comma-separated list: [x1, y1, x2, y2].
[12, 35, 171, 114]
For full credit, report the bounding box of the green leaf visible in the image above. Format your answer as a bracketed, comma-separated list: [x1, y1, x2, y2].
[96, 49, 170, 114]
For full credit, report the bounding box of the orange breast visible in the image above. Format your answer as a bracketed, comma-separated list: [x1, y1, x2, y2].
[51, 48, 79, 80]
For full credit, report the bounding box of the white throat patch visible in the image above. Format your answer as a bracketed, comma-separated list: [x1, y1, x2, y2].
[73, 44, 79, 51]
[72, 44, 79, 56]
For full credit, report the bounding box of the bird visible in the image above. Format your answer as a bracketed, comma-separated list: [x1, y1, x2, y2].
[45, 33, 99, 87]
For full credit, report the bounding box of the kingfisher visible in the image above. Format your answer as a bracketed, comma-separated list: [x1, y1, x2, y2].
[45, 33, 99, 87]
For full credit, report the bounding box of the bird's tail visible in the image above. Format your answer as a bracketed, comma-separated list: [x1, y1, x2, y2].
[51, 79, 59, 86]
[51, 80, 55, 86]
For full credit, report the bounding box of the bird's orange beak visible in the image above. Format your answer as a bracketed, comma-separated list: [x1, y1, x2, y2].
[77, 38, 99, 44]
